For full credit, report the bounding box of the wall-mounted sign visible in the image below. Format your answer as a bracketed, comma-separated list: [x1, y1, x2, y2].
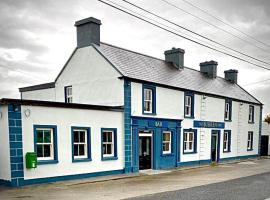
[193, 120, 225, 129]
[155, 121, 163, 127]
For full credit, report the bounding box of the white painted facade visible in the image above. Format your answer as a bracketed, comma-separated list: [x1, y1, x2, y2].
[21, 105, 124, 180]
[21, 88, 55, 101]
[0, 105, 11, 181]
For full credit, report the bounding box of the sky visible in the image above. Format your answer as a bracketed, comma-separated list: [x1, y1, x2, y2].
[0, 0, 270, 117]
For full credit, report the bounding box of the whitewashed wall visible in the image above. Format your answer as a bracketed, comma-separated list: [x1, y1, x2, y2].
[55, 46, 124, 106]
[0, 105, 11, 181]
[21, 88, 55, 101]
[262, 122, 270, 155]
[21, 105, 124, 180]
[131, 82, 260, 163]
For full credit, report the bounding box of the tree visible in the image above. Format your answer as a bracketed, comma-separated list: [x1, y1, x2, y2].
[264, 114, 270, 124]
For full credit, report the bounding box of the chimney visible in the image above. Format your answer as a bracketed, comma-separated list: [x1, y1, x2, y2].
[74, 17, 101, 48]
[200, 60, 218, 78]
[164, 48, 185, 69]
[224, 69, 238, 84]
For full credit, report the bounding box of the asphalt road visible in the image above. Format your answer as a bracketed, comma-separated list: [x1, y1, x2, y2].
[127, 172, 270, 200]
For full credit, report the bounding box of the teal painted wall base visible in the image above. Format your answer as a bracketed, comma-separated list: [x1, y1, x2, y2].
[0, 179, 11, 186]
[177, 159, 211, 167]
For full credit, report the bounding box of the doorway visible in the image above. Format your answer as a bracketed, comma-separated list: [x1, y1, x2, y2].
[211, 130, 220, 162]
[139, 132, 152, 170]
[261, 135, 269, 156]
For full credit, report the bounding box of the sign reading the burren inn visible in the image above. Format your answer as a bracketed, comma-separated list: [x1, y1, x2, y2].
[193, 120, 225, 129]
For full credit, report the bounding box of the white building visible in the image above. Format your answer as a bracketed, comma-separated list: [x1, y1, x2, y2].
[0, 17, 263, 186]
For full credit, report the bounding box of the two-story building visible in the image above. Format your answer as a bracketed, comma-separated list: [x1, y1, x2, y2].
[0, 17, 262, 186]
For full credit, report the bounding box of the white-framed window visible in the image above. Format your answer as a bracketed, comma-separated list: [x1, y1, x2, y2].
[73, 129, 88, 159]
[223, 131, 230, 152]
[36, 128, 54, 160]
[184, 95, 192, 117]
[162, 131, 171, 154]
[102, 130, 114, 157]
[65, 86, 72, 103]
[247, 131, 253, 150]
[248, 105, 254, 123]
[225, 102, 230, 120]
[143, 88, 153, 113]
[183, 131, 195, 153]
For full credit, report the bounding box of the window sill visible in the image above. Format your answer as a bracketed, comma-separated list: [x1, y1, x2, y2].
[184, 115, 194, 119]
[102, 156, 118, 161]
[72, 158, 92, 163]
[142, 112, 156, 116]
[223, 150, 231, 153]
[38, 160, 59, 165]
[247, 149, 253, 151]
[161, 153, 174, 157]
[183, 151, 197, 155]
[248, 122, 255, 124]
[224, 119, 232, 122]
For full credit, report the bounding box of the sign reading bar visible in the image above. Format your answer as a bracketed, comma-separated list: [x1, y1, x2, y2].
[193, 120, 225, 129]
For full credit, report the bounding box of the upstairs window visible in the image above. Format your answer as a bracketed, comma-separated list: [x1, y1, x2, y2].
[247, 131, 253, 151]
[223, 130, 231, 152]
[162, 131, 171, 154]
[224, 99, 232, 121]
[142, 85, 156, 115]
[183, 130, 197, 154]
[184, 92, 194, 118]
[65, 86, 72, 103]
[248, 105, 254, 123]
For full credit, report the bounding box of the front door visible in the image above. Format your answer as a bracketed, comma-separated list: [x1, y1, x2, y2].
[211, 131, 219, 162]
[139, 135, 152, 170]
[261, 136, 269, 156]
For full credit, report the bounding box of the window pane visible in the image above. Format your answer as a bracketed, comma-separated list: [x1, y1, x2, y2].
[189, 133, 193, 141]
[37, 145, 43, 157]
[163, 133, 170, 141]
[43, 130, 51, 143]
[106, 132, 112, 142]
[37, 130, 43, 143]
[103, 144, 106, 154]
[43, 145, 51, 157]
[74, 131, 79, 143]
[107, 144, 112, 154]
[184, 133, 187, 141]
[74, 144, 79, 156]
[80, 131, 85, 143]
[189, 141, 193, 150]
[184, 142, 187, 150]
[79, 144, 85, 156]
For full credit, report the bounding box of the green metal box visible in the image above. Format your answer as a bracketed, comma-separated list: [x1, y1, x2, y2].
[25, 152, 37, 169]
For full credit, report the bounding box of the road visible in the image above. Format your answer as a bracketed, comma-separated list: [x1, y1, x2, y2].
[127, 172, 270, 200]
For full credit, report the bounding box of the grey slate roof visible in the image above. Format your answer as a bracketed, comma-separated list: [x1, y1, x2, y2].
[96, 42, 261, 105]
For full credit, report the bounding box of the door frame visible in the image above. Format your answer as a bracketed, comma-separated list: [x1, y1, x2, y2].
[261, 135, 269, 156]
[139, 131, 153, 170]
[211, 130, 220, 163]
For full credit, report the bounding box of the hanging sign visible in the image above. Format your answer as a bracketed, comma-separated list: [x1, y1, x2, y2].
[193, 120, 225, 129]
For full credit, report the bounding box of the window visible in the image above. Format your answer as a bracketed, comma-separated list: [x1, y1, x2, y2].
[162, 131, 171, 154]
[223, 130, 231, 152]
[101, 128, 117, 160]
[248, 105, 254, 123]
[224, 99, 232, 121]
[142, 85, 156, 115]
[184, 92, 194, 118]
[34, 125, 58, 164]
[72, 127, 91, 162]
[65, 86, 72, 103]
[183, 130, 197, 154]
[247, 131, 253, 151]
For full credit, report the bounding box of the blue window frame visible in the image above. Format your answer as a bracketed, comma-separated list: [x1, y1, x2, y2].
[224, 99, 232, 121]
[184, 92, 194, 118]
[34, 125, 58, 165]
[223, 130, 231, 152]
[183, 129, 197, 154]
[247, 131, 253, 151]
[142, 84, 156, 115]
[248, 105, 255, 123]
[101, 128, 118, 161]
[71, 127, 91, 162]
[64, 85, 72, 103]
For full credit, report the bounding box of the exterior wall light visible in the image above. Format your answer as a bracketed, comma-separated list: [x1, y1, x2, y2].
[24, 109, 31, 118]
